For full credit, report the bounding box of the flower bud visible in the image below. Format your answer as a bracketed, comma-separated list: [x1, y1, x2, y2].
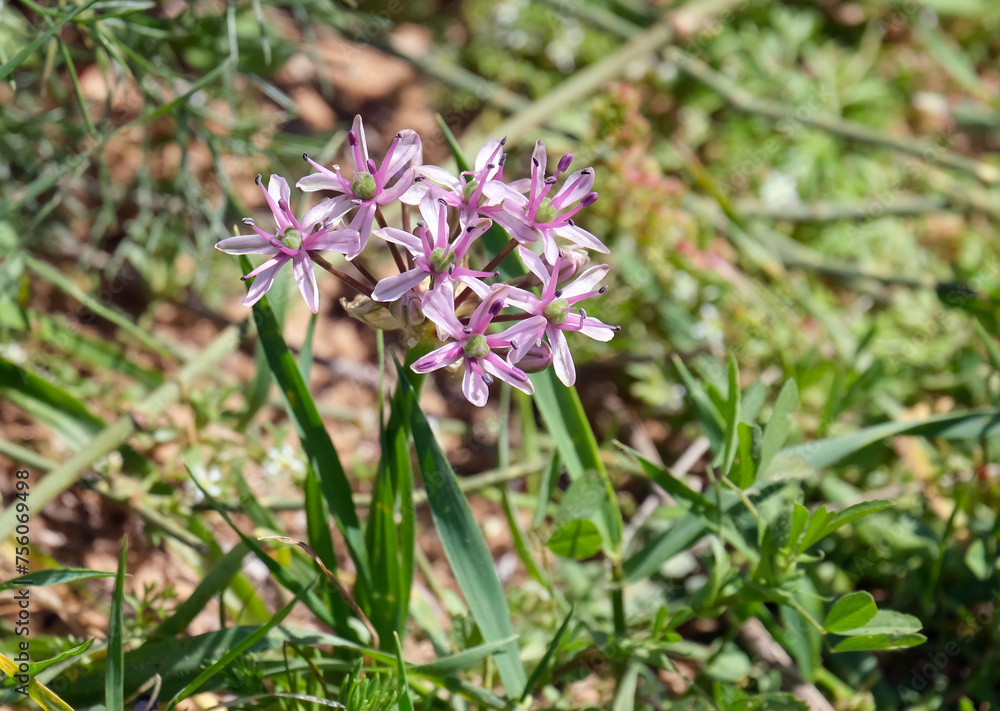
[555, 247, 590, 286]
[516, 340, 553, 373]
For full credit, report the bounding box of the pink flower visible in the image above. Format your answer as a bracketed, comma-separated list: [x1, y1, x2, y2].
[215, 175, 360, 314]
[492, 141, 608, 263]
[402, 137, 523, 228]
[412, 284, 546, 407]
[370, 197, 496, 303]
[297, 115, 421, 259]
[505, 247, 618, 386]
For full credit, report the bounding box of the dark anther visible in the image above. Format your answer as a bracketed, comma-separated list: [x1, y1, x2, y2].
[255, 174, 263, 185]
[554, 289, 563, 298]
[599, 285, 608, 293]
[242, 217, 255, 225]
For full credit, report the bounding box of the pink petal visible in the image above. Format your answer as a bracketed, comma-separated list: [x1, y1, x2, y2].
[351, 115, 369, 170]
[551, 224, 609, 253]
[550, 168, 595, 211]
[268, 175, 291, 206]
[561, 264, 610, 300]
[502, 286, 542, 313]
[549, 327, 576, 386]
[452, 217, 492, 257]
[379, 169, 415, 204]
[469, 285, 509, 334]
[474, 138, 504, 173]
[481, 179, 527, 207]
[297, 173, 345, 193]
[482, 356, 533, 395]
[412, 342, 464, 373]
[216, 233, 276, 255]
[348, 206, 376, 258]
[417, 165, 462, 192]
[516, 245, 550, 285]
[507, 178, 531, 193]
[305, 228, 360, 255]
[292, 254, 320, 313]
[531, 140, 547, 178]
[301, 196, 353, 231]
[579, 316, 617, 342]
[499, 315, 547, 362]
[372, 268, 427, 302]
[493, 209, 539, 245]
[462, 363, 490, 407]
[398, 181, 430, 205]
[380, 129, 422, 180]
[373, 226, 423, 255]
[242, 258, 286, 307]
[420, 283, 464, 340]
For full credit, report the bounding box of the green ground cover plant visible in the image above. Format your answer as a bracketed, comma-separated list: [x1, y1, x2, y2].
[2, 1, 1000, 709]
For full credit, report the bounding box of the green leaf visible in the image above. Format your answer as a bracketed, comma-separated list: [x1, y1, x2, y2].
[758, 379, 798, 477]
[531, 369, 622, 553]
[824, 592, 877, 634]
[0, 568, 116, 593]
[1, 639, 94, 689]
[620, 443, 715, 511]
[832, 633, 927, 653]
[781, 408, 1000, 469]
[819, 500, 892, 541]
[836, 609, 923, 637]
[731, 421, 761, 488]
[720, 354, 741, 476]
[299, 311, 318, 384]
[797, 506, 832, 552]
[547, 519, 603, 559]
[673, 355, 725, 451]
[241, 257, 370, 589]
[396, 365, 527, 696]
[965, 538, 992, 580]
[414, 635, 520, 677]
[786, 503, 809, 551]
[106, 537, 127, 711]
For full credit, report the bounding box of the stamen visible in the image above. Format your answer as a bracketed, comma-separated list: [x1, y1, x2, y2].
[486, 163, 495, 170]
[348, 131, 359, 147]
[554, 289, 563, 298]
[366, 158, 378, 174]
[532, 157, 539, 167]
[255, 174, 263, 185]
[500, 136, 508, 146]
[243, 217, 255, 225]
[463, 327, 472, 334]
[544, 176, 557, 184]
[599, 285, 608, 293]
[580, 192, 599, 207]
[482, 372, 494, 385]
[302, 152, 309, 161]
[278, 199, 290, 212]
[557, 153, 573, 173]
[488, 299, 504, 317]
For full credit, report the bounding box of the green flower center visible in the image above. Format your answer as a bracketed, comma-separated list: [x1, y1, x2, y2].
[463, 333, 490, 360]
[462, 179, 480, 202]
[351, 171, 378, 201]
[429, 247, 456, 274]
[544, 298, 570, 324]
[535, 198, 558, 224]
[280, 227, 303, 251]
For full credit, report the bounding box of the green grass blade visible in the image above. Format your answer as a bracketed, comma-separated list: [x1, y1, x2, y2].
[757, 379, 798, 478]
[720, 354, 741, 476]
[164, 588, 311, 711]
[240, 256, 370, 589]
[0, 568, 116, 593]
[396, 364, 527, 696]
[520, 606, 574, 701]
[106, 536, 127, 711]
[531, 369, 622, 553]
[395, 632, 414, 711]
[25, 256, 177, 361]
[0, 0, 99, 79]
[149, 542, 249, 642]
[781, 407, 1000, 469]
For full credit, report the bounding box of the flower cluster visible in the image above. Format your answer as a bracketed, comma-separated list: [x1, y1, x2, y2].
[217, 115, 618, 406]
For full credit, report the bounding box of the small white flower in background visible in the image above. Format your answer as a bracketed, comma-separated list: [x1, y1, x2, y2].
[262, 443, 306, 479]
[758, 170, 800, 210]
[186, 464, 223, 504]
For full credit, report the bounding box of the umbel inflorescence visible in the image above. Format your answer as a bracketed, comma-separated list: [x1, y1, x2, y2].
[217, 115, 618, 406]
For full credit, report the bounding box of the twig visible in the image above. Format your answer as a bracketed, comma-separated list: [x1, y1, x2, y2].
[738, 617, 835, 711]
